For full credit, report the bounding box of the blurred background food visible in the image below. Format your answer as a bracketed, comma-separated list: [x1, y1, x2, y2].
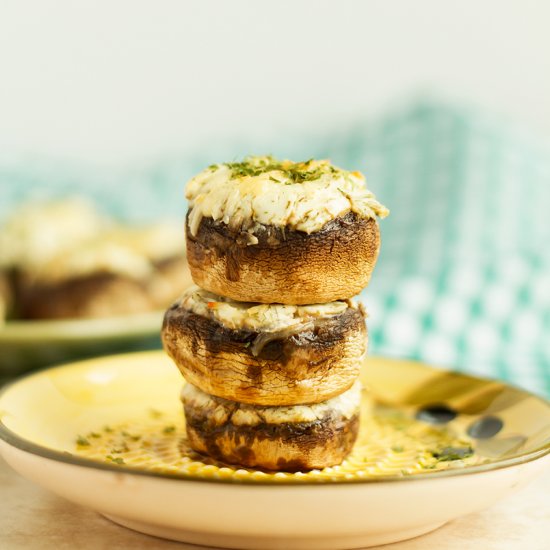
[0, 199, 190, 321]
[0, 199, 191, 377]
[0, 1, 548, 395]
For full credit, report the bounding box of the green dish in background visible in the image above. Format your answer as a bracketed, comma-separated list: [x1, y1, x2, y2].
[0, 312, 163, 381]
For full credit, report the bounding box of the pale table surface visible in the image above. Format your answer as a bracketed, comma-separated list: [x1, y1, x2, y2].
[1, 457, 548, 550]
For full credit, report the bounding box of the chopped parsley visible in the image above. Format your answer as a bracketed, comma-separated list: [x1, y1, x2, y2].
[431, 446, 474, 462]
[223, 156, 348, 184]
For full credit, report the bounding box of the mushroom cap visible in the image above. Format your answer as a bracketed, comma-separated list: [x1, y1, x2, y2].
[162, 289, 367, 405]
[182, 381, 362, 471]
[186, 212, 381, 304]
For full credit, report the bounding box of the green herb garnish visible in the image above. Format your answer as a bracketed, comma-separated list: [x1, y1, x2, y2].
[223, 156, 345, 184]
[431, 446, 474, 462]
[76, 436, 90, 446]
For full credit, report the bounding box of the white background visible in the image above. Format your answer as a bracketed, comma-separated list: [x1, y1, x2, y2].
[0, 0, 548, 167]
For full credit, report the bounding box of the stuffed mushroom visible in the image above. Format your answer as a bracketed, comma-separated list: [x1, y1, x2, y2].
[185, 156, 388, 304]
[182, 380, 362, 471]
[162, 286, 367, 406]
[18, 223, 192, 319]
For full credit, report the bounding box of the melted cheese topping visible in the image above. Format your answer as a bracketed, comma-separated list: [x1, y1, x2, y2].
[182, 380, 362, 426]
[0, 199, 108, 271]
[106, 224, 186, 264]
[36, 224, 185, 283]
[0, 199, 185, 283]
[179, 285, 354, 332]
[186, 157, 389, 236]
[38, 240, 155, 282]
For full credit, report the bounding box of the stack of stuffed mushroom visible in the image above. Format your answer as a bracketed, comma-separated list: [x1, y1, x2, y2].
[162, 156, 388, 471]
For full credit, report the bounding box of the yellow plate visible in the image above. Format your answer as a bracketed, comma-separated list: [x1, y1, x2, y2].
[0, 351, 549, 549]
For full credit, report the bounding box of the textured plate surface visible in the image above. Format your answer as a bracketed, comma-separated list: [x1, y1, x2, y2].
[0, 351, 548, 549]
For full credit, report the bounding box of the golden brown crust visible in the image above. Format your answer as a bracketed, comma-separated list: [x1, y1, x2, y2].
[186, 212, 380, 304]
[184, 401, 360, 472]
[162, 303, 367, 406]
[185, 415, 359, 472]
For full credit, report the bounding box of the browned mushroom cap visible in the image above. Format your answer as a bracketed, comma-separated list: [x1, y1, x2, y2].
[18, 272, 154, 319]
[162, 288, 367, 406]
[20, 257, 193, 320]
[186, 212, 380, 305]
[182, 381, 361, 471]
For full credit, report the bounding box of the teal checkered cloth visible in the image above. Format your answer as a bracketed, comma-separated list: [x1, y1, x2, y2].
[345, 105, 550, 398]
[1, 101, 549, 396]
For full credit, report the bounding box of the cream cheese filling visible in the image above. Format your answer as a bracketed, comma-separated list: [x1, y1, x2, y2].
[185, 156, 389, 237]
[182, 380, 362, 426]
[179, 285, 355, 332]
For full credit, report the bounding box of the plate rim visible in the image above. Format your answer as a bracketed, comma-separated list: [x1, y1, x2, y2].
[0, 311, 164, 342]
[1, 351, 549, 486]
